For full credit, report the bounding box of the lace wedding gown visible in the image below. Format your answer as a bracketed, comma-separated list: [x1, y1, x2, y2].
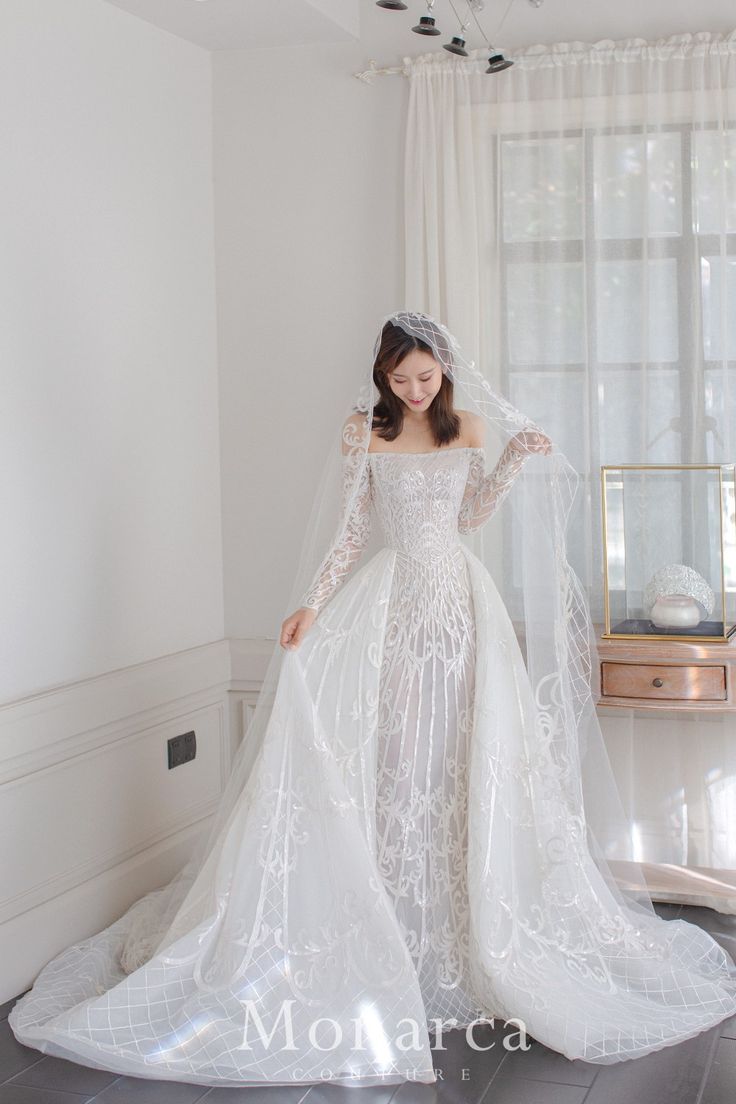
[9, 445, 736, 1087]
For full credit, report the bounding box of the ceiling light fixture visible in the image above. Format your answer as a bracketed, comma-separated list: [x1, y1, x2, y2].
[374, 0, 523, 74]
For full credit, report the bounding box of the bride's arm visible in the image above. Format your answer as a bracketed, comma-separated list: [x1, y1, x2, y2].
[297, 419, 373, 615]
[457, 441, 529, 534]
[457, 409, 552, 533]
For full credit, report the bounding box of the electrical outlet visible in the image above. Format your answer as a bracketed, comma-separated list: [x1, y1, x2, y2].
[167, 730, 196, 769]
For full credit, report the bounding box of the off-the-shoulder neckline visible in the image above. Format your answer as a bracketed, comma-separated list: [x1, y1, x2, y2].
[367, 446, 483, 457]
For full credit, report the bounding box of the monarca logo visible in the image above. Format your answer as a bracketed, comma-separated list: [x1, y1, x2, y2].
[236, 1000, 529, 1059]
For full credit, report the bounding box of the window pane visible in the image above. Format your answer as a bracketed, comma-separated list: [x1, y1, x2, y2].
[509, 368, 588, 471]
[507, 261, 585, 364]
[502, 137, 583, 242]
[598, 368, 681, 463]
[692, 129, 736, 234]
[596, 258, 678, 363]
[704, 369, 736, 461]
[594, 132, 682, 239]
[702, 256, 736, 361]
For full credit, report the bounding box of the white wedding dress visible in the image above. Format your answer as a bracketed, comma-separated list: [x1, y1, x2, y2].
[9, 445, 736, 1088]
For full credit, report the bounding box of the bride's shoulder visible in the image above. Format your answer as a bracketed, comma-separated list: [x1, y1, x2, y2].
[457, 409, 485, 448]
[341, 411, 370, 455]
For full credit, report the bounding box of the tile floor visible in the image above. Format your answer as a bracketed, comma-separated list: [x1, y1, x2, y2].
[1, 903, 734, 1104]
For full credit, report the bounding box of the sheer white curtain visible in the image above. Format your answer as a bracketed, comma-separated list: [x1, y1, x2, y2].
[404, 30, 736, 907]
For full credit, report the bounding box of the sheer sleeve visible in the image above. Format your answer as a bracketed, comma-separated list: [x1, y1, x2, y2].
[457, 443, 528, 534]
[298, 454, 373, 615]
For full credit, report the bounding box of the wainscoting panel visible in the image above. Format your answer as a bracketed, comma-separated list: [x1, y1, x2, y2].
[0, 640, 246, 1002]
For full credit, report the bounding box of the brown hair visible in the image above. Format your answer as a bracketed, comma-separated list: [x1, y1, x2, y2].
[369, 321, 462, 446]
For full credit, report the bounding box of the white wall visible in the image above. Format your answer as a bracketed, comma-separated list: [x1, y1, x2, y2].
[213, 42, 407, 641]
[0, 0, 222, 705]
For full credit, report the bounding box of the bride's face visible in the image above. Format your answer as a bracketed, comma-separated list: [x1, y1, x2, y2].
[388, 350, 443, 413]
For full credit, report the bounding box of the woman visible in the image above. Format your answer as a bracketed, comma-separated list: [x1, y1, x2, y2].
[281, 318, 552, 1031]
[9, 312, 736, 1088]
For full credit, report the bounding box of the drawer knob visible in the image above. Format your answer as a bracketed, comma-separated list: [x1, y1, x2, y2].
[652, 677, 664, 687]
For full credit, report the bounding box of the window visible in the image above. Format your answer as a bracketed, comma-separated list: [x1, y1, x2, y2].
[494, 122, 736, 620]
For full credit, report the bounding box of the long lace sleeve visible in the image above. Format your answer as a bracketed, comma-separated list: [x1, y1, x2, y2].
[298, 453, 373, 615]
[457, 442, 528, 534]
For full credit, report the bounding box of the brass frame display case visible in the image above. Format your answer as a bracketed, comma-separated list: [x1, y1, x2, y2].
[600, 463, 736, 643]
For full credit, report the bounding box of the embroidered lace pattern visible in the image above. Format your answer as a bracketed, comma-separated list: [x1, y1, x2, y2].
[300, 446, 529, 1024]
[300, 443, 528, 614]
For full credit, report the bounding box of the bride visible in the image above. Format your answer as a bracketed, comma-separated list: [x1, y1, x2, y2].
[9, 311, 736, 1089]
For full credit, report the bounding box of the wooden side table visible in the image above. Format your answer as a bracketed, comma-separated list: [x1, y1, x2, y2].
[595, 629, 736, 912]
[596, 633, 736, 711]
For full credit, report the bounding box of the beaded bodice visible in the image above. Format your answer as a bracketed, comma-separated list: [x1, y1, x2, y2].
[369, 447, 481, 561]
[300, 443, 528, 614]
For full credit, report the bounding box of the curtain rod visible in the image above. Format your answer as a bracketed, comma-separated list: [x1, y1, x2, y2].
[353, 52, 507, 82]
[353, 30, 736, 82]
[354, 60, 410, 83]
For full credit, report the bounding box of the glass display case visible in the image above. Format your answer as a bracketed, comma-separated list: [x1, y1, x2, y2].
[600, 464, 736, 642]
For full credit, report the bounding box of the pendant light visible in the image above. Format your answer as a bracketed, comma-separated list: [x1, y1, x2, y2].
[373, 0, 519, 74]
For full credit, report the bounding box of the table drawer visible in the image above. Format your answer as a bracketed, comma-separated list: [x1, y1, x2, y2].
[600, 662, 727, 701]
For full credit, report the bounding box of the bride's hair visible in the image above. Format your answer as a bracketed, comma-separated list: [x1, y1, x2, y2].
[370, 319, 462, 445]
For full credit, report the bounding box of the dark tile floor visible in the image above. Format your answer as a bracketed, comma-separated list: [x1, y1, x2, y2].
[1, 903, 735, 1104]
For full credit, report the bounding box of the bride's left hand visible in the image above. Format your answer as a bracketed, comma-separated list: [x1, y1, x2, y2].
[509, 430, 553, 456]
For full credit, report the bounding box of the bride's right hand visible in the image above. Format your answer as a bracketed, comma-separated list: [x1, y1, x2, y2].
[280, 607, 317, 650]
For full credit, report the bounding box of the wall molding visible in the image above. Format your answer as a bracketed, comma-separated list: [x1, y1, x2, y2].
[0, 636, 278, 995]
[0, 641, 233, 782]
